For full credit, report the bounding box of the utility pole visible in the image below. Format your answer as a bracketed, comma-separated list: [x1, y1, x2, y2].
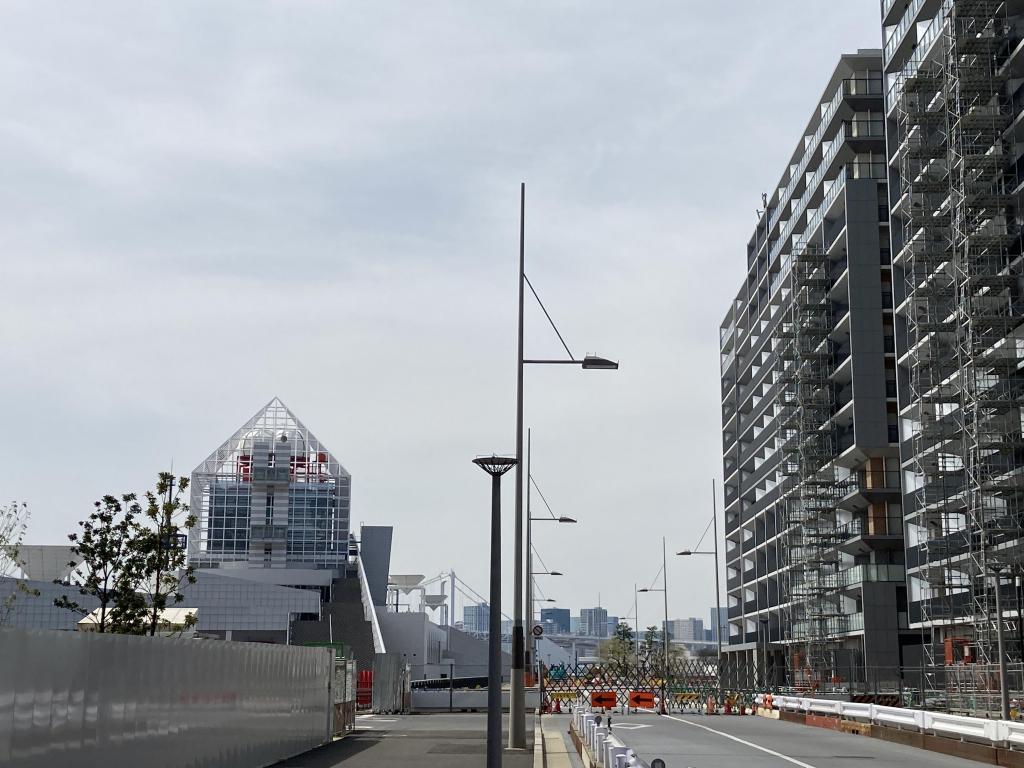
[510, 182, 527, 750]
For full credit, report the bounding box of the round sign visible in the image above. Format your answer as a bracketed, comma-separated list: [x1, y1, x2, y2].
[651, 760, 666, 768]
[532, 624, 543, 637]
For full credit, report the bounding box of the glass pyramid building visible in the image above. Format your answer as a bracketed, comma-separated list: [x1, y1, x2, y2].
[188, 398, 352, 573]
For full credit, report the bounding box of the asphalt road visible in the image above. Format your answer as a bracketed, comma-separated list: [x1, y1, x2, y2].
[599, 711, 988, 768]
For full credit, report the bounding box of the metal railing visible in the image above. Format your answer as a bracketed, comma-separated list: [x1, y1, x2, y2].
[357, 554, 386, 653]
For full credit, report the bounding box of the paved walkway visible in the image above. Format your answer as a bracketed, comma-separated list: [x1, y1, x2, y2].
[541, 715, 584, 768]
[271, 713, 535, 767]
[606, 710, 994, 768]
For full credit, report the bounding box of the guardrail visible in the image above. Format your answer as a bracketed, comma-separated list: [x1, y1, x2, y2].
[763, 693, 1024, 747]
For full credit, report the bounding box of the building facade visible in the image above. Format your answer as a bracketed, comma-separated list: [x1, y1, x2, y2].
[579, 607, 609, 638]
[666, 617, 704, 643]
[540, 607, 570, 634]
[188, 398, 352, 573]
[463, 603, 489, 635]
[720, 50, 911, 686]
[883, 0, 1024, 669]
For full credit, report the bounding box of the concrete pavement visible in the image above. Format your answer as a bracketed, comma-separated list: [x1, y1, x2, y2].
[270, 713, 535, 767]
[583, 710, 994, 767]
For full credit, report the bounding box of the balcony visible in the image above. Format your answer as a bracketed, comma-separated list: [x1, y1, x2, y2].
[835, 564, 906, 590]
[836, 513, 904, 556]
[792, 611, 865, 639]
[838, 470, 902, 512]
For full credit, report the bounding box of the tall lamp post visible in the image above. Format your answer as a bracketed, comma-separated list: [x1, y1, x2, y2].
[512, 182, 618, 748]
[473, 454, 517, 768]
[638, 537, 670, 715]
[525, 431, 577, 686]
[990, 563, 1011, 721]
[677, 480, 724, 701]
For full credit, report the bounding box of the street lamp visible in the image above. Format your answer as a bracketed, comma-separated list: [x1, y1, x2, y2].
[512, 182, 618, 748]
[989, 563, 1011, 721]
[524, 429, 580, 694]
[637, 538, 670, 714]
[676, 480, 724, 700]
[472, 454, 517, 768]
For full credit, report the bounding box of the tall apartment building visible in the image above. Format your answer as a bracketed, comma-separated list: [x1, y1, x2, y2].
[720, 50, 911, 687]
[708, 607, 728, 643]
[463, 603, 490, 635]
[541, 607, 571, 634]
[883, 0, 1024, 671]
[580, 607, 609, 638]
[188, 398, 352, 572]
[665, 617, 704, 642]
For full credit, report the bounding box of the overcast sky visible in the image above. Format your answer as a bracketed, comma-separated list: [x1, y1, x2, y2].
[0, 2, 882, 632]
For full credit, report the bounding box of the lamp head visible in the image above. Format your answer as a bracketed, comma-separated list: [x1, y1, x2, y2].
[581, 355, 619, 370]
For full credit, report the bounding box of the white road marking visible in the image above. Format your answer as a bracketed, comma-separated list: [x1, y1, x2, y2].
[611, 724, 652, 730]
[662, 714, 818, 768]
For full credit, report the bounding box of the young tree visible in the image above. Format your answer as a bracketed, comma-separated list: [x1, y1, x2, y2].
[644, 624, 660, 653]
[55, 494, 148, 634]
[0, 501, 34, 625]
[134, 473, 196, 636]
[598, 621, 636, 666]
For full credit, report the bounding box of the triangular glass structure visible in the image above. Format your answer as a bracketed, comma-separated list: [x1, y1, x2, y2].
[188, 397, 352, 572]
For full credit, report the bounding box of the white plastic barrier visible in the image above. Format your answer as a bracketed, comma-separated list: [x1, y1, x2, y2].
[874, 704, 923, 730]
[760, 693, 1024, 747]
[1003, 720, 1024, 748]
[928, 711, 999, 742]
[573, 707, 640, 767]
[841, 701, 873, 721]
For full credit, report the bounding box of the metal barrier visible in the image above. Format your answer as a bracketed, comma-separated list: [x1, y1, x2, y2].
[766, 692, 1024, 746]
[0, 626, 333, 768]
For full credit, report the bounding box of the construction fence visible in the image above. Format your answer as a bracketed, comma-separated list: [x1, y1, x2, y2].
[542, 657, 1024, 718]
[0, 626, 334, 768]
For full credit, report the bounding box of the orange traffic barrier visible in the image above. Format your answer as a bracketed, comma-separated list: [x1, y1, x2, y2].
[628, 691, 656, 709]
[591, 691, 616, 709]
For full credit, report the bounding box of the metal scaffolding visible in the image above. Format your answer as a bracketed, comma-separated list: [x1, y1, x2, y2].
[776, 242, 849, 686]
[895, 0, 1024, 684]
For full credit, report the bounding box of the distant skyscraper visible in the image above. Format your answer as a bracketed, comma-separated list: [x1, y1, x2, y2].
[606, 616, 620, 636]
[570, 616, 581, 635]
[540, 607, 570, 634]
[665, 618, 704, 643]
[463, 603, 490, 635]
[708, 607, 727, 643]
[580, 607, 609, 638]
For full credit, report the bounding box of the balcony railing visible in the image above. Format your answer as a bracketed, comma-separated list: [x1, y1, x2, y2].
[835, 564, 906, 589]
[885, 0, 927, 64]
[837, 514, 904, 538]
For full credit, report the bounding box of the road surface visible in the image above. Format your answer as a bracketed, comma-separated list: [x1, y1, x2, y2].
[579, 711, 990, 768]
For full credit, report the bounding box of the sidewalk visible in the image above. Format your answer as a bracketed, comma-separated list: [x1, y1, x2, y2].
[271, 713, 536, 767]
[538, 714, 583, 768]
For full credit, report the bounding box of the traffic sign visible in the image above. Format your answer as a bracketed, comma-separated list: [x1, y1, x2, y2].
[591, 691, 616, 708]
[532, 624, 543, 637]
[629, 690, 656, 709]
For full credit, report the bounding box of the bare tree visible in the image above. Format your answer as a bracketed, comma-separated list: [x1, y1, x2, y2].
[0, 501, 32, 625]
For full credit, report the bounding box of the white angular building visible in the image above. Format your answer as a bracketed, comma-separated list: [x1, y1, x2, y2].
[188, 397, 352, 574]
